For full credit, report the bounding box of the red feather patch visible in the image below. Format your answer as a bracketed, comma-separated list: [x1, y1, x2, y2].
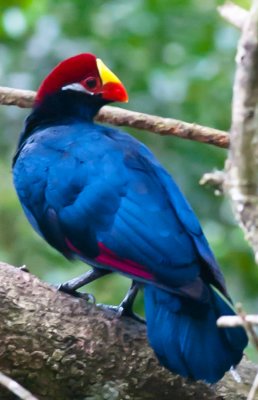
[96, 242, 154, 281]
[36, 53, 98, 104]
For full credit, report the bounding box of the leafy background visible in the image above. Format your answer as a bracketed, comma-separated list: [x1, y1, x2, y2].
[0, 0, 257, 359]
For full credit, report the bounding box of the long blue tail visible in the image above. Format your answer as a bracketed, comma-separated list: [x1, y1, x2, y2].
[144, 285, 248, 383]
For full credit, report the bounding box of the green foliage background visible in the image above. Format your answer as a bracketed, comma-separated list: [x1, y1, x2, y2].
[0, 0, 257, 358]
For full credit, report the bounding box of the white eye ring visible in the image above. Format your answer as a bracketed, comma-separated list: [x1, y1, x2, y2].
[61, 83, 94, 95]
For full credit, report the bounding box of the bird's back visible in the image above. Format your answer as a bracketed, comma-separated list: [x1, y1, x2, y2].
[13, 119, 227, 301]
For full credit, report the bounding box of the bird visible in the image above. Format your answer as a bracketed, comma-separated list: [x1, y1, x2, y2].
[12, 53, 248, 384]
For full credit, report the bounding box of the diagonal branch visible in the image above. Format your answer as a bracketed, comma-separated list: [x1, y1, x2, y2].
[0, 372, 39, 400]
[0, 86, 229, 149]
[0, 261, 256, 400]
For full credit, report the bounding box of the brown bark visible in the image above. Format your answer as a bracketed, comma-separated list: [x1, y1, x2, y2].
[0, 85, 229, 149]
[0, 262, 256, 400]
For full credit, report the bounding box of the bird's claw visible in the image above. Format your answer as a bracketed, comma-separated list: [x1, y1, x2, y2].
[98, 303, 146, 324]
[116, 305, 126, 318]
[79, 292, 96, 304]
[117, 306, 146, 324]
[19, 265, 29, 272]
[56, 283, 96, 304]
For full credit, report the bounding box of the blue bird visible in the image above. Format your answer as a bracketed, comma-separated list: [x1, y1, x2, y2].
[12, 53, 248, 383]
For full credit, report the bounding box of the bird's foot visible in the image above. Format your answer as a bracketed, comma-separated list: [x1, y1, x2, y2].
[54, 268, 109, 303]
[98, 280, 146, 323]
[99, 303, 146, 324]
[56, 283, 96, 304]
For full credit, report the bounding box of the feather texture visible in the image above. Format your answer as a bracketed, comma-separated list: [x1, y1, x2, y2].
[13, 87, 248, 383]
[144, 285, 247, 383]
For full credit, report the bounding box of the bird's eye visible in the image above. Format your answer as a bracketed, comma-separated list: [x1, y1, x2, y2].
[85, 77, 98, 90]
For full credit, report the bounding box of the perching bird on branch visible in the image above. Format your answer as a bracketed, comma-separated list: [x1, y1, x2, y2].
[12, 53, 248, 384]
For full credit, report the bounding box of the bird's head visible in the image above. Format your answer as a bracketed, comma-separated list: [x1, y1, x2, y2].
[35, 53, 128, 105]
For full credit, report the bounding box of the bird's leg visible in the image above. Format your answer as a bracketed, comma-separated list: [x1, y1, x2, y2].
[58, 268, 111, 301]
[117, 281, 141, 317]
[100, 281, 146, 324]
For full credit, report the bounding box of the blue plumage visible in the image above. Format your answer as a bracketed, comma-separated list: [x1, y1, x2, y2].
[13, 70, 248, 384]
[144, 285, 247, 383]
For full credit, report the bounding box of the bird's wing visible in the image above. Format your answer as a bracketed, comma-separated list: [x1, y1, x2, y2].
[13, 124, 227, 299]
[95, 143, 227, 297]
[58, 128, 227, 299]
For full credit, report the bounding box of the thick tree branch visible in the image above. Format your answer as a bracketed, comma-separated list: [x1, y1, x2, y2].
[0, 262, 256, 400]
[0, 86, 229, 149]
[225, 0, 258, 262]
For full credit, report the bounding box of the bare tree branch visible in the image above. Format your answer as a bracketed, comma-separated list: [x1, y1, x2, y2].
[247, 372, 258, 400]
[224, 0, 258, 263]
[217, 304, 258, 400]
[0, 261, 256, 400]
[218, 315, 258, 328]
[0, 372, 38, 400]
[218, 306, 258, 352]
[218, 2, 248, 30]
[0, 87, 35, 108]
[0, 85, 229, 149]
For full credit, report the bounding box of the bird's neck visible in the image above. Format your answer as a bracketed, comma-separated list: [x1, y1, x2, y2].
[17, 90, 108, 148]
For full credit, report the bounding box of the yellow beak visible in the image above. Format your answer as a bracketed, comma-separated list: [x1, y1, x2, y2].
[96, 58, 128, 103]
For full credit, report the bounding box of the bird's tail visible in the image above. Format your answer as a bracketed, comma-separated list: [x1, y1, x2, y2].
[144, 284, 248, 383]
